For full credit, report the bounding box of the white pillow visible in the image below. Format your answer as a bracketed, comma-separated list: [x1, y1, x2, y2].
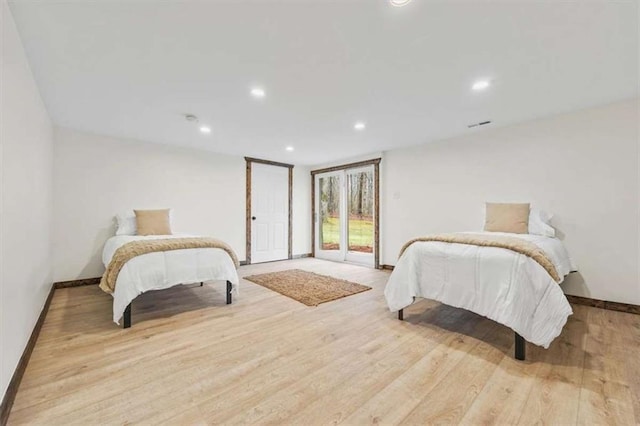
[115, 209, 174, 235]
[528, 208, 555, 237]
[115, 211, 137, 235]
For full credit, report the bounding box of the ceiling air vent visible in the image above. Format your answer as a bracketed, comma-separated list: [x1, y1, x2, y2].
[467, 120, 492, 128]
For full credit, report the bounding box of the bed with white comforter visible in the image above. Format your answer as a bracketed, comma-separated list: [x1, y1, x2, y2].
[384, 232, 575, 348]
[102, 234, 240, 324]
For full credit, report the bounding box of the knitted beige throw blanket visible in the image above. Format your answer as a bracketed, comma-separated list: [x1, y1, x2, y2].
[399, 233, 560, 282]
[100, 237, 239, 293]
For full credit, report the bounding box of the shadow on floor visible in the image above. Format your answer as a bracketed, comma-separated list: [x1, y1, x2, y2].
[57, 282, 231, 335]
[399, 299, 588, 369]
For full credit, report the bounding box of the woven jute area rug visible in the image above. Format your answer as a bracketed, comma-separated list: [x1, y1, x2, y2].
[244, 269, 371, 306]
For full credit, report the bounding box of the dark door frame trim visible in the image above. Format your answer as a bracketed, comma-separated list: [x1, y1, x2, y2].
[245, 157, 294, 265]
[310, 158, 381, 269]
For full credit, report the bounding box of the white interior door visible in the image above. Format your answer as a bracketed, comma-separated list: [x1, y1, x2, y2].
[315, 166, 375, 267]
[251, 163, 289, 263]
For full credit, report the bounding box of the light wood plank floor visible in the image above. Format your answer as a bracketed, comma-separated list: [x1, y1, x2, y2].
[8, 258, 640, 425]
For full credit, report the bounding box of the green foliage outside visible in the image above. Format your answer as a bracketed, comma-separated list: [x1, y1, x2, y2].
[321, 216, 374, 251]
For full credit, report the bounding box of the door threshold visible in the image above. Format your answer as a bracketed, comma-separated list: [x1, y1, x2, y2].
[317, 258, 375, 269]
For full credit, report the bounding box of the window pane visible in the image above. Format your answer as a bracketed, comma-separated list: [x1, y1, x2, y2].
[319, 175, 340, 251]
[347, 170, 373, 253]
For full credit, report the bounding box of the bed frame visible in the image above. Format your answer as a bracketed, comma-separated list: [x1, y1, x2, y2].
[123, 280, 233, 329]
[397, 308, 526, 361]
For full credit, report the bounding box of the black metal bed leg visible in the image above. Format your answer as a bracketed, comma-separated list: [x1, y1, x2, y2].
[200, 282, 204, 287]
[123, 303, 131, 329]
[515, 333, 526, 361]
[398, 309, 404, 321]
[226, 280, 232, 304]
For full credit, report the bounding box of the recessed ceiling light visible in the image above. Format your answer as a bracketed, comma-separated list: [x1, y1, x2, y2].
[199, 126, 211, 134]
[472, 80, 491, 91]
[285, 146, 294, 152]
[250, 87, 266, 99]
[390, 0, 412, 6]
[354, 122, 366, 131]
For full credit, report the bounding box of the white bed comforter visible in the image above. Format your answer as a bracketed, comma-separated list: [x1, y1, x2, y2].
[384, 232, 575, 348]
[102, 234, 240, 324]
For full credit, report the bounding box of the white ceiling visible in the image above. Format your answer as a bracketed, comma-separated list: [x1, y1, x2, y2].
[8, 0, 639, 165]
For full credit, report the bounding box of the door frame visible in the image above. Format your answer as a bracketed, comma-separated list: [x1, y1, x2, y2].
[311, 158, 381, 269]
[245, 157, 294, 265]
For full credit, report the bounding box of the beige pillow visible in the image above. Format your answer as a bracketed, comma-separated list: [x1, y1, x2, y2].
[135, 209, 172, 236]
[484, 203, 530, 234]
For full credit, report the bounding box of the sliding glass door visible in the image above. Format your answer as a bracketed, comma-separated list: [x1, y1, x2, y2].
[314, 165, 375, 267]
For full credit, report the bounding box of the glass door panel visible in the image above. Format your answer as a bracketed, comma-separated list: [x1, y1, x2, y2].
[315, 172, 344, 262]
[319, 174, 341, 252]
[345, 167, 374, 266]
[347, 169, 374, 253]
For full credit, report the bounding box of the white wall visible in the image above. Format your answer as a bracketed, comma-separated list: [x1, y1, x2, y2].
[53, 127, 312, 281]
[1, 0, 54, 399]
[381, 99, 639, 305]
